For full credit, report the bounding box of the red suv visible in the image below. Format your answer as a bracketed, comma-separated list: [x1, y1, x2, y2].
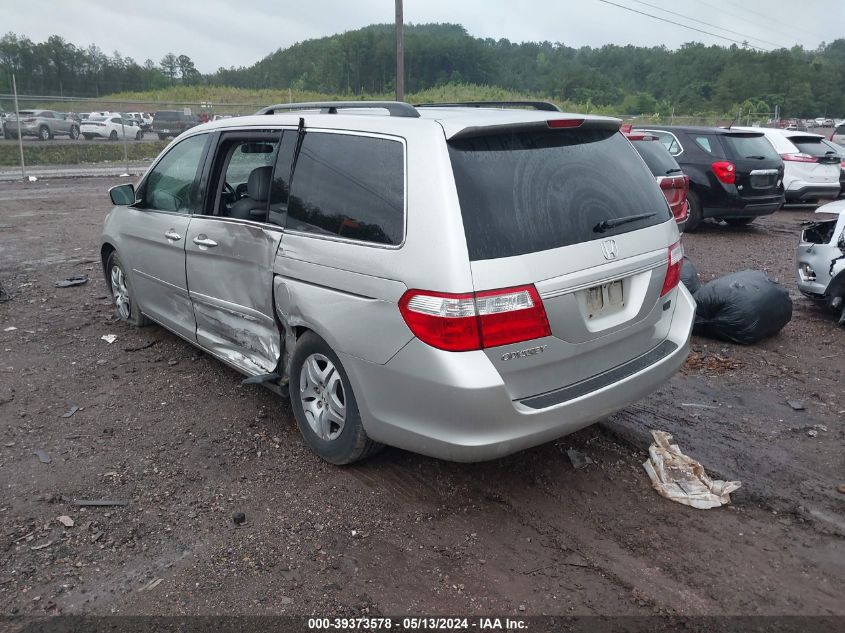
[622, 126, 689, 230]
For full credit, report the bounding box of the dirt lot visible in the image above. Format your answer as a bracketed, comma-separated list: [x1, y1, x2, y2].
[0, 177, 843, 619]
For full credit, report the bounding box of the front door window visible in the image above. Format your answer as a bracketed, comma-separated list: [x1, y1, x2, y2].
[140, 133, 208, 213]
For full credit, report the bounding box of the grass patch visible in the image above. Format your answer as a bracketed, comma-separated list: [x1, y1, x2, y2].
[0, 141, 167, 166]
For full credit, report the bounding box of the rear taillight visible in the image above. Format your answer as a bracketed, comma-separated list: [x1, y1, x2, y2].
[660, 241, 684, 297]
[398, 285, 551, 352]
[711, 161, 736, 184]
[781, 152, 817, 163]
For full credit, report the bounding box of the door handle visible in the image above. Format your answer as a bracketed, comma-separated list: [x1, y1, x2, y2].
[164, 229, 182, 241]
[192, 235, 218, 248]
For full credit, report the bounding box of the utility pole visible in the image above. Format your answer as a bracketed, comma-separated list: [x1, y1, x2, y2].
[395, 0, 404, 102]
[12, 74, 26, 180]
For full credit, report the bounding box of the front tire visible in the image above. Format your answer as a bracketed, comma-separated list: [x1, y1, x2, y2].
[685, 191, 703, 232]
[69, 125, 79, 140]
[109, 130, 118, 141]
[83, 134, 94, 140]
[289, 332, 382, 465]
[135, 130, 144, 140]
[157, 133, 167, 140]
[105, 251, 150, 327]
[38, 125, 51, 141]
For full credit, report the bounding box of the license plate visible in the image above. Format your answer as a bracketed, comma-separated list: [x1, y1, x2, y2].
[585, 280, 624, 317]
[750, 174, 775, 188]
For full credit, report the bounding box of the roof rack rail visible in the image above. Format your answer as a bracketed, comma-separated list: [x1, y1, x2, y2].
[256, 101, 420, 118]
[414, 100, 561, 112]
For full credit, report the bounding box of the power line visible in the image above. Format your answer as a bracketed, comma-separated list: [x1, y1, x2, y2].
[700, 0, 820, 41]
[626, 0, 791, 49]
[594, 0, 770, 51]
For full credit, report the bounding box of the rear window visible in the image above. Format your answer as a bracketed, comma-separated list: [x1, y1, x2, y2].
[449, 129, 671, 261]
[791, 137, 836, 157]
[154, 111, 181, 121]
[835, 124, 845, 135]
[632, 139, 682, 176]
[721, 134, 780, 160]
[287, 133, 405, 245]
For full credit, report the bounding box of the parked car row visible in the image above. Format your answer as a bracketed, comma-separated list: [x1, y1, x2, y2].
[1, 109, 201, 141]
[632, 124, 843, 231]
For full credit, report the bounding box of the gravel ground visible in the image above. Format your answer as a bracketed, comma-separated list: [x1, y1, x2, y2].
[0, 177, 843, 618]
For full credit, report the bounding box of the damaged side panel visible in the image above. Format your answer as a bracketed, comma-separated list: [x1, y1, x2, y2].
[185, 219, 283, 375]
[273, 256, 412, 368]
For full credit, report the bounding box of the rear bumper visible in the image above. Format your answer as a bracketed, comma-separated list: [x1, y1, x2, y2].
[701, 189, 783, 218]
[785, 185, 841, 202]
[343, 284, 695, 462]
[4, 123, 39, 136]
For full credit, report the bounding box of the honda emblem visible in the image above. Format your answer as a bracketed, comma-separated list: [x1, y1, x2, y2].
[601, 239, 618, 260]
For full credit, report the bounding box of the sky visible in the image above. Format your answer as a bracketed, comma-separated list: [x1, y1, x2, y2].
[1, 0, 842, 73]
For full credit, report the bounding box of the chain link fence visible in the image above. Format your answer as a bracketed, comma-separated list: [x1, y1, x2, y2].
[0, 95, 832, 179]
[0, 94, 269, 179]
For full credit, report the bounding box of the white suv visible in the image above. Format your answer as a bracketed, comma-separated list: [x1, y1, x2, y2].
[736, 127, 841, 202]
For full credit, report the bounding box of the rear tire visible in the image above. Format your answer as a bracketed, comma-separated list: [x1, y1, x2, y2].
[135, 130, 144, 140]
[724, 217, 755, 227]
[38, 125, 51, 141]
[685, 191, 703, 232]
[83, 134, 94, 140]
[109, 130, 118, 141]
[157, 133, 167, 140]
[69, 125, 79, 140]
[289, 332, 383, 465]
[105, 251, 151, 327]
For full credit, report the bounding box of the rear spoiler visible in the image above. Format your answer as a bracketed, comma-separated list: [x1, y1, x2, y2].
[448, 117, 621, 141]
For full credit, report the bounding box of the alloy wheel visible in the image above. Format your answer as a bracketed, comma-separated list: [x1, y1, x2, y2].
[299, 353, 347, 441]
[110, 265, 131, 320]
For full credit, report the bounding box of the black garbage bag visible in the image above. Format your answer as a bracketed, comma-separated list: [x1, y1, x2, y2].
[680, 256, 701, 295]
[693, 270, 792, 344]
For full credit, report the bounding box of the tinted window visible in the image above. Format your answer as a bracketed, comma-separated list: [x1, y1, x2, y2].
[722, 134, 779, 160]
[792, 137, 836, 157]
[154, 111, 180, 121]
[631, 139, 682, 176]
[141, 134, 208, 213]
[287, 133, 404, 245]
[449, 129, 671, 261]
[694, 136, 714, 153]
[835, 124, 845, 135]
[268, 131, 298, 226]
[40, 111, 54, 119]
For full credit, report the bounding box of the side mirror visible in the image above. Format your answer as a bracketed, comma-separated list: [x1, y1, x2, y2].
[109, 183, 135, 206]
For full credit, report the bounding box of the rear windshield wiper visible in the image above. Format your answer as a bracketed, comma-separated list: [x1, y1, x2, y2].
[594, 212, 657, 234]
[665, 167, 683, 174]
[746, 155, 766, 159]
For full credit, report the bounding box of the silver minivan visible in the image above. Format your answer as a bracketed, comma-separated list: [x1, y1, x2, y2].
[102, 101, 695, 464]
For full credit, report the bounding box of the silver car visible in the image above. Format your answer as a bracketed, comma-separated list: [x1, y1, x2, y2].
[3, 109, 80, 140]
[101, 101, 695, 464]
[796, 199, 845, 324]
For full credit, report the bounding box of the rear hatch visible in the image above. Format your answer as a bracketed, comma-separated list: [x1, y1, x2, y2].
[153, 111, 184, 132]
[789, 136, 842, 184]
[719, 132, 783, 197]
[447, 124, 679, 400]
